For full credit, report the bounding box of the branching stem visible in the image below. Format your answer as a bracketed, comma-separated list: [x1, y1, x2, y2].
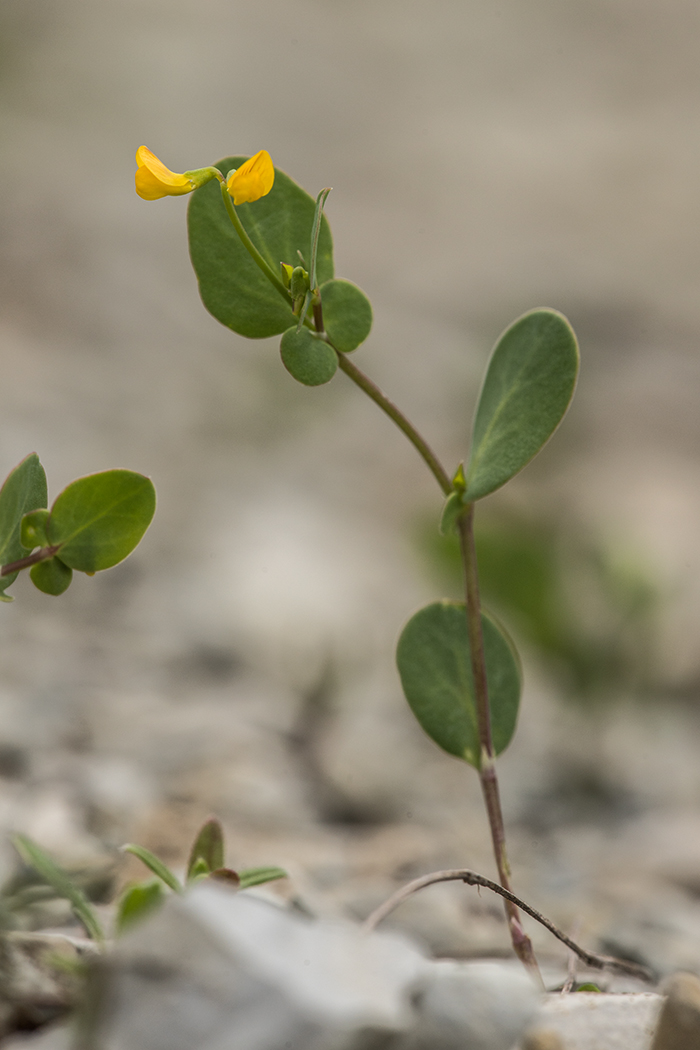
[362, 868, 654, 983]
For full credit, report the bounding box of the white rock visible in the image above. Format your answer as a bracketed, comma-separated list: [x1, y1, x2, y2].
[93, 885, 540, 1050]
[408, 959, 539, 1050]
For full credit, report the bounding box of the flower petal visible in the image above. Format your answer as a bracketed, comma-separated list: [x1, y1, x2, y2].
[226, 150, 275, 205]
[135, 146, 194, 199]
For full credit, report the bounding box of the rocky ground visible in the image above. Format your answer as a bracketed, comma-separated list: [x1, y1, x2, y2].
[2, 0, 700, 1038]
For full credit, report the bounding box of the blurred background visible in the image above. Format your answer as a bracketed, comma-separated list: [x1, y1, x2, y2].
[1, 0, 700, 978]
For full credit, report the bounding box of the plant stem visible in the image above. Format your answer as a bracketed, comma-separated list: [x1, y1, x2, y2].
[458, 504, 541, 980]
[335, 353, 452, 496]
[1, 546, 59, 576]
[219, 183, 291, 304]
[361, 868, 653, 983]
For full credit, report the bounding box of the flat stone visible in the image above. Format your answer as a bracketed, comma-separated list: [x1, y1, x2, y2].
[525, 993, 663, 1050]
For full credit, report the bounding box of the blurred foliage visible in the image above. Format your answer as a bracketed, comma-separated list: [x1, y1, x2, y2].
[415, 508, 658, 703]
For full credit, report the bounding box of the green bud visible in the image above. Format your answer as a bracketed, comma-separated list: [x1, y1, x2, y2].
[290, 266, 310, 301]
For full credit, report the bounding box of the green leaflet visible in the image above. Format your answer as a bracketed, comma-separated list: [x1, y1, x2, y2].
[45, 470, 156, 573]
[320, 279, 372, 353]
[465, 309, 579, 501]
[280, 327, 338, 386]
[30, 557, 73, 596]
[396, 601, 521, 768]
[189, 158, 334, 339]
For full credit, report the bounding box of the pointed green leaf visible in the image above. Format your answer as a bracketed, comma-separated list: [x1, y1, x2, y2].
[238, 866, 288, 890]
[45, 470, 156, 573]
[396, 601, 521, 768]
[116, 879, 166, 935]
[186, 818, 225, 882]
[188, 158, 334, 339]
[121, 844, 182, 893]
[280, 327, 338, 386]
[0, 454, 48, 598]
[12, 834, 104, 944]
[30, 557, 73, 596]
[21, 509, 50, 550]
[465, 309, 579, 501]
[320, 279, 373, 353]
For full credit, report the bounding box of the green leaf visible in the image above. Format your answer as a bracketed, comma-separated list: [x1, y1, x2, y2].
[21, 509, 50, 550]
[30, 557, 72, 596]
[188, 158, 334, 339]
[464, 309, 579, 501]
[320, 279, 373, 353]
[238, 866, 288, 890]
[46, 470, 156, 573]
[0, 454, 48, 599]
[439, 491, 467, 537]
[280, 327, 338, 386]
[116, 879, 166, 935]
[396, 601, 521, 768]
[121, 844, 182, 894]
[12, 834, 104, 944]
[186, 818, 225, 883]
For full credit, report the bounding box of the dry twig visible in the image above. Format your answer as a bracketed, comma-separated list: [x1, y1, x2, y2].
[362, 869, 653, 983]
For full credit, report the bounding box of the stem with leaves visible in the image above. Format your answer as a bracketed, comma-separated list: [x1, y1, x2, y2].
[222, 201, 537, 975]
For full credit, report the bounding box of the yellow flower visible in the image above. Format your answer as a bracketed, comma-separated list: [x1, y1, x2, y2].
[135, 146, 195, 200]
[226, 150, 275, 205]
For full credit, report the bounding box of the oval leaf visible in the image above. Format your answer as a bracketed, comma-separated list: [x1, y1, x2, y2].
[188, 158, 334, 339]
[0, 454, 48, 599]
[464, 310, 579, 501]
[30, 557, 72, 596]
[46, 470, 156, 573]
[280, 327, 338, 386]
[320, 279, 373, 352]
[396, 601, 521, 768]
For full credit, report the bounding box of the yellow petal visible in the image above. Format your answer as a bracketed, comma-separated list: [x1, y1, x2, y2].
[226, 150, 275, 205]
[135, 146, 194, 200]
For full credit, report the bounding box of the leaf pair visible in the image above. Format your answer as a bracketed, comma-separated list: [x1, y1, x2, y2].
[403, 311, 579, 765]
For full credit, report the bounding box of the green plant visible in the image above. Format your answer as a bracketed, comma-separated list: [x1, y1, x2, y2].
[4, 822, 287, 940]
[135, 145, 581, 977]
[0, 454, 155, 599]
